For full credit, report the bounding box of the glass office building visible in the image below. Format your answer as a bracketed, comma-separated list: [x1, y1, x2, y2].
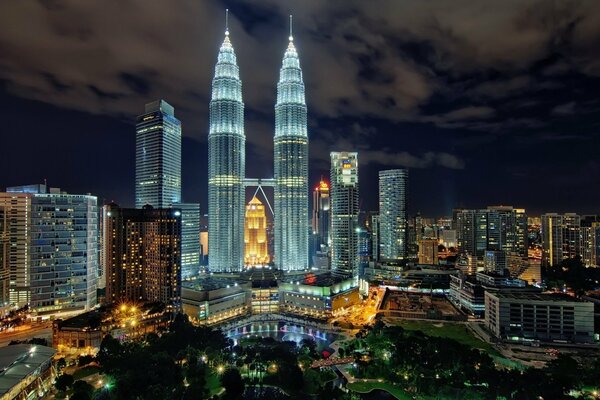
[135, 100, 182, 208]
[378, 169, 408, 261]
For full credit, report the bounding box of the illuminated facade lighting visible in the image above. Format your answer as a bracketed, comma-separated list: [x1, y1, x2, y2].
[378, 169, 408, 261]
[208, 22, 245, 272]
[244, 197, 270, 266]
[135, 100, 182, 208]
[330, 152, 359, 277]
[274, 17, 309, 271]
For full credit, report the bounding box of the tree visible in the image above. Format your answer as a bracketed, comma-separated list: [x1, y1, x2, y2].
[55, 373, 74, 392]
[73, 380, 95, 397]
[220, 367, 244, 399]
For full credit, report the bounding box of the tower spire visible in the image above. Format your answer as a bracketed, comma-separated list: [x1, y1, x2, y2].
[289, 14, 293, 42]
[225, 8, 229, 36]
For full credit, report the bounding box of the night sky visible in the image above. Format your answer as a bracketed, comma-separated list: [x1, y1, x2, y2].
[1, 1, 600, 217]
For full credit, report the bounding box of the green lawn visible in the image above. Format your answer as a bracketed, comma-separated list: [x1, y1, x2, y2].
[206, 372, 222, 396]
[348, 381, 413, 400]
[72, 365, 101, 380]
[387, 320, 501, 357]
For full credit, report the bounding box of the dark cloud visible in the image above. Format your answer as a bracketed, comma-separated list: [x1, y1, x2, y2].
[0, 0, 600, 214]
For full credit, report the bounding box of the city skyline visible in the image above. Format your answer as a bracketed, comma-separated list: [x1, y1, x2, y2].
[1, 2, 600, 216]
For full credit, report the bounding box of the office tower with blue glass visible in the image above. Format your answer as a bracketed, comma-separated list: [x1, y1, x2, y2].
[173, 202, 201, 279]
[0, 184, 98, 315]
[274, 18, 309, 271]
[135, 100, 182, 208]
[330, 152, 359, 277]
[378, 169, 408, 261]
[208, 21, 246, 272]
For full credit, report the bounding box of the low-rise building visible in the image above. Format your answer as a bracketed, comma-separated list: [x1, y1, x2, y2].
[181, 279, 250, 325]
[0, 344, 56, 400]
[279, 275, 358, 320]
[485, 291, 595, 344]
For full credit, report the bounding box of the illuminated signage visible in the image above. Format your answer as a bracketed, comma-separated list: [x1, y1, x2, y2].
[342, 159, 352, 169]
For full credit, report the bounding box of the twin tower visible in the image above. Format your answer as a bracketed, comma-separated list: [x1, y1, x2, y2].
[208, 14, 308, 272]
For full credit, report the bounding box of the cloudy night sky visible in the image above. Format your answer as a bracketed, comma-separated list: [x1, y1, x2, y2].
[1, 0, 599, 217]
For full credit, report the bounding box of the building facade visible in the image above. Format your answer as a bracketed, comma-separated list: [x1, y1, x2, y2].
[135, 100, 182, 208]
[208, 28, 245, 272]
[244, 197, 270, 266]
[173, 203, 200, 279]
[274, 32, 309, 272]
[104, 204, 181, 305]
[330, 152, 359, 277]
[311, 179, 331, 267]
[541, 213, 581, 266]
[378, 169, 408, 261]
[485, 291, 594, 344]
[1, 185, 98, 315]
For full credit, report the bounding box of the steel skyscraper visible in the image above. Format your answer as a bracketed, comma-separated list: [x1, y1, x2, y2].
[208, 20, 245, 272]
[274, 18, 309, 271]
[135, 100, 181, 208]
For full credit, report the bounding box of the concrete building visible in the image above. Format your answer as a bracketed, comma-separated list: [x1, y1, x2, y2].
[541, 213, 581, 266]
[485, 291, 595, 344]
[330, 152, 359, 277]
[104, 204, 181, 305]
[418, 239, 438, 265]
[0, 185, 98, 316]
[181, 280, 249, 325]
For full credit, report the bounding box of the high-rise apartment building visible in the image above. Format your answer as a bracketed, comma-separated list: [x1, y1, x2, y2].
[454, 206, 528, 260]
[104, 204, 181, 305]
[208, 25, 245, 272]
[418, 239, 438, 265]
[330, 152, 359, 277]
[135, 100, 182, 208]
[172, 203, 200, 279]
[274, 27, 309, 271]
[541, 213, 580, 266]
[1, 185, 98, 315]
[581, 217, 600, 267]
[378, 169, 408, 260]
[244, 197, 270, 266]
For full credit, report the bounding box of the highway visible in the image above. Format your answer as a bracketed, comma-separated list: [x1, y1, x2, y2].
[0, 322, 52, 347]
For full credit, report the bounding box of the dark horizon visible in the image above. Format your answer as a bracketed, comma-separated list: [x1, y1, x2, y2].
[1, 1, 600, 217]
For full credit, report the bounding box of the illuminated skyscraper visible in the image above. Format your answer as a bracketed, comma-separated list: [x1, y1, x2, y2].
[244, 197, 270, 266]
[312, 180, 331, 247]
[378, 169, 408, 260]
[330, 152, 359, 277]
[208, 17, 245, 272]
[173, 203, 201, 279]
[104, 204, 181, 305]
[274, 17, 309, 271]
[135, 100, 181, 208]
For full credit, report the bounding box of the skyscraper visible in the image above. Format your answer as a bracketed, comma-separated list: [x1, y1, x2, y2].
[274, 18, 309, 271]
[173, 203, 201, 279]
[378, 169, 408, 261]
[541, 213, 580, 266]
[244, 196, 270, 266]
[135, 100, 181, 208]
[1, 185, 98, 315]
[310, 179, 331, 267]
[208, 21, 245, 272]
[0, 205, 10, 306]
[104, 204, 181, 305]
[330, 152, 359, 277]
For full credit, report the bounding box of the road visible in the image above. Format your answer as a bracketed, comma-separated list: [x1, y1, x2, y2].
[0, 322, 52, 347]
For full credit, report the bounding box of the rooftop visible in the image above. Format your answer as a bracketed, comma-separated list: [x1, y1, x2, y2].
[490, 292, 586, 302]
[0, 344, 55, 397]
